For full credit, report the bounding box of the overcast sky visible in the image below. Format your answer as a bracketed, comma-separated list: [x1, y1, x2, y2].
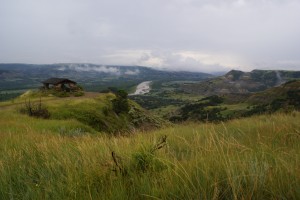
[0, 0, 300, 72]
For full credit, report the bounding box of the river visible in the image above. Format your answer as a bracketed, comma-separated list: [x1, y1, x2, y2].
[130, 81, 152, 95]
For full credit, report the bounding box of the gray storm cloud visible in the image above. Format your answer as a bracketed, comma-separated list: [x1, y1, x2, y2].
[0, 0, 299, 72]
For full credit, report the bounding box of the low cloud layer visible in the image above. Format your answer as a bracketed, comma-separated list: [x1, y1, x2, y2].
[57, 64, 140, 76]
[0, 0, 300, 72]
[58, 64, 120, 74]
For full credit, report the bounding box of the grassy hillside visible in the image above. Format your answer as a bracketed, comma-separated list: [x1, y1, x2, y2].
[247, 80, 300, 104]
[181, 69, 300, 95]
[0, 92, 165, 135]
[0, 109, 299, 199]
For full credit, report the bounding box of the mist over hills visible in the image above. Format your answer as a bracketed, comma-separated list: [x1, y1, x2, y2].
[0, 63, 212, 91]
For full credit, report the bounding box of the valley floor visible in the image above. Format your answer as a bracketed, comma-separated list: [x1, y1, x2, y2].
[0, 109, 299, 199]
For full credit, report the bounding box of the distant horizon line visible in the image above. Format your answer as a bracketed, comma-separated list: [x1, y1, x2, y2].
[0, 62, 299, 73]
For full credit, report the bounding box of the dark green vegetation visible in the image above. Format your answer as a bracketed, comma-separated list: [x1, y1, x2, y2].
[246, 80, 300, 104]
[243, 80, 300, 116]
[169, 95, 227, 122]
[129, 95, 186, 110]
[111, 90, 130, 114]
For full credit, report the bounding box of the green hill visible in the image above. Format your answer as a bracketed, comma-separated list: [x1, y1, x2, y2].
[236, 80, 300, 117]
[247, 80, 300, 104]
[181, 69, 300, 95]
[0, 91, 166, 135]
[165, 80, 300, 122]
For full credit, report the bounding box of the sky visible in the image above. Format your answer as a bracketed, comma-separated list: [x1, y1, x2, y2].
[0, 0, 300, 72]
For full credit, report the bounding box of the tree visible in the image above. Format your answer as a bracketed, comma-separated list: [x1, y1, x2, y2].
[112, 90, 130, 114]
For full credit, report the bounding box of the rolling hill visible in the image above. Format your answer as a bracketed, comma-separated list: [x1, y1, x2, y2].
[181, 69, 300, 95]
[0, 91, 166, 134]
[246, 80, 300, 105]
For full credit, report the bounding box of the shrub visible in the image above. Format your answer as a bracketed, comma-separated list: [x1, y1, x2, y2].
[132, 150, 166, 172]
[170, 95, 226, 122]
[111, 135, 168, 175]
[112, 90, 130, 114]
[132, 135, 168, 172]
[102, 106, 110, 116]
[19, 99, 50, 119]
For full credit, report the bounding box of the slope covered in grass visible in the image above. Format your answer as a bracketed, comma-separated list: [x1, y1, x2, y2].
[247, 80, 300, 104]
[0, 111, 299, 199]
[0, 92, 165, 135]
[181, 70, 300, 95]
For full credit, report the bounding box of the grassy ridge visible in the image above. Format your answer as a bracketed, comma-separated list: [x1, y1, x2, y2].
[0, 92, 165, 135]
[0, 111, 299, 199]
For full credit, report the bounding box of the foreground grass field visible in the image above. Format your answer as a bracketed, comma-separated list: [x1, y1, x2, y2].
[0, 109, 299, 199]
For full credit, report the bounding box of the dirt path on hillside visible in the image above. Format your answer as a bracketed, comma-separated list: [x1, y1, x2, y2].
[0, 92, 102, 111]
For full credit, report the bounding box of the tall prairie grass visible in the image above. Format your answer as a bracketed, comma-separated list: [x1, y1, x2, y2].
[0, 110, 299, 199]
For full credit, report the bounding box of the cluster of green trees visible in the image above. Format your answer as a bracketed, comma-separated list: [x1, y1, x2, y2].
[129, 95, 186, 109]
[19, 99, 50, 119]
[243, 88, 300, 117]
[111, 89, 130, 114]
[169, 95, 227, 122]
